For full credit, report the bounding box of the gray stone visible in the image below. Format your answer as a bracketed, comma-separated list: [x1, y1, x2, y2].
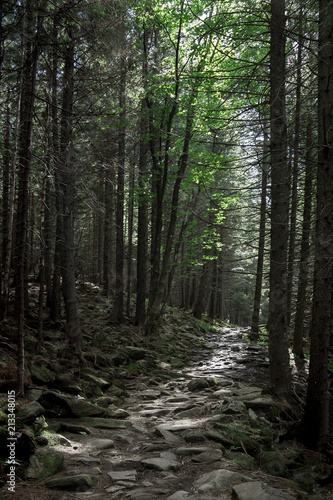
[80, 372, 111, 389]
[141, 457, 182, 471]
[76, 416, 131, 429]
[193, 469, 252, 493]
[26, 447, 64, 480]
[220, 399, 247, 415]
[174, 407, 203, 419]
[232, 481, 295, 499]
[156, 420, 198, 433]
[108, 470, 137, 481]
[167, 492, 190, 500]
[79, 437, 115, 449]
[29, 363, 55, 385]
[176, 447, 212, 456]
[45, 474, 98, 491]
[187, 379, 210, 391]
[60, 423, 91, 435]
[16, 401, 45, 422]
[136, 389, 161, 399]
[210, 388, 233, 399]
[65, 466, 102, 475]
[191, 449, 223, 463]
[243, 397, 273, 409]
[38, 391, 106, 418]
[261, 451, 286, 476]
[184, 432, 206, 444]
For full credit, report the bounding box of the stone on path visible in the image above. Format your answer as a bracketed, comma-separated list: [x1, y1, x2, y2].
[191, 448, 223, 463]
[141, 457, 182, 471]
[108, 470, 137, 481]
[76, 416, 131, 428]
[193, 469, 252, 493]
[167, 492, 190, 500]
[26, 447, 64, 480]
[38, 391, 106, 418]
[79, 436, 115, 449]
[176, 447, 212, 456]
[44, 473, 98, 491]
[232, 481, 296, 499]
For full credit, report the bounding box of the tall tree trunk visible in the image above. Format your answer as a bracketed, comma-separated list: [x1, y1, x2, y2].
[50, 19, 61, 323]
[1, 96, 17, 319]
[135, 99, 148, 325]
[103, 160, 115, 297]
[58, 18, 82, 352]
[110, 37, 126, 323]
[302, 0, 333, 450]
[15, 0, 40, 395]
[268, 0, 291, 399]
[293, 119, 314, 359]
[126, 161, 135, 317]
[250, 126, 268, 338]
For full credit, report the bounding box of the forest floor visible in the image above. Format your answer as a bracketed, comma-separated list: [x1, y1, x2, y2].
[0, 283, 332, 499]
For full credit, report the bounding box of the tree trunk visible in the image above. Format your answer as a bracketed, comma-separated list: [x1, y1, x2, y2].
[103, 160, 115, 297]
[15, 0, 40, 395]
[250, 126, 268, 338]
[293, 119, 314, 359]
[1, 96, 17, 319]
[50, 19, 61, 323]
[126, 161, 135, 317]
[58, 18, 82, 352]
[135, 99, 149, 325]
[110, 38, 126, 323]
[268, 0, 291, 399]
[302, 0, 333, 450]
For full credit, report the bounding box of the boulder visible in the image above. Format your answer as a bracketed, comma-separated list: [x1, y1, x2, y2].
[261, 451, 286, 477]
[16, 401, 45, 423]
[26, 447, 64, 481]
[232, 481, 295, 499]
[76, 416, 131, 429]
[38, 391, 106, 418]
[193, 469, 252, 493]
[44, 474, 98, 491]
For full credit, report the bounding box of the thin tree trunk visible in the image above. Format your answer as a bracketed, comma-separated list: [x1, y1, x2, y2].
[103, 160, 115, 297]
[15, 0, 40, 395]
[268, 0, 291, 399]
[293, 119, 314, 359]
[250, 126, 268, 338]
[58, 17, 82, 352]
[126, 161, 135, 317]
[135, 99, 148, 325]
[50, 20, 61, 323]
[1, 95, 17, 319]
[110, 37, 126, 322]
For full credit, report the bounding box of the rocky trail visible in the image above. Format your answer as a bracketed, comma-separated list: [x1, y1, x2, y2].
[2, 327, 332, 500]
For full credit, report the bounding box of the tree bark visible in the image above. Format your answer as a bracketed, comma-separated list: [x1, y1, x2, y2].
[293, 119, 314, 359]
[15, 0, 40, 395]
[110, 35, 126, 323]
[268, 0, 291, 399]
[58, 16, 82, 352]
[302, 0, 333, 450]
[250, 125, 268, 338]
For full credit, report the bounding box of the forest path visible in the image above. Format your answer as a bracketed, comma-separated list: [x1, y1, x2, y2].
[9, 328, 308, 500]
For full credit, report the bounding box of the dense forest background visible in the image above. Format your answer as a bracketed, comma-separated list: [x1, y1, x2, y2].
[0, 0, 332, 451]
